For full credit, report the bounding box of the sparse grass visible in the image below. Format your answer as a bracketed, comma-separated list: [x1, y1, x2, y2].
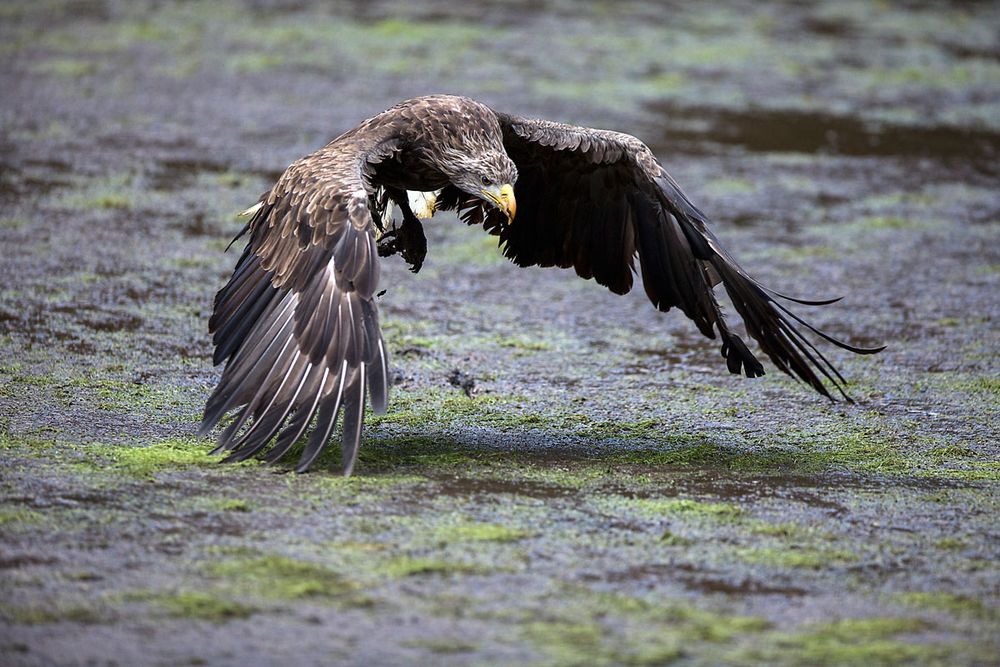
[86, 438, 220, 477]
[0, 217, 28, 230]
[379, 556, 489, 578]
[705, 177, 756, 195]
[435, 232, 507, 267]
[932, 537, 966, 551]
[659, 530, 695, 546]
[728, 617, 948, 666]
[365, 388, 688, 460]
[226, 52, 288, 73]
[213, 499, 251, 513]
[0, 603, 105, 625]
[402, 638, 478, 654]
[0, 373, 197, 422]
[521, 589, 770, 666]
[748, 522, 812, 538]
[496, 334, 552, 352]
[125, 590, 257, 622]
[855, 216, 923, 230]
[622, 496, 744, 518]
[0, 507, 44, 525]
[896, 592, 999, 622]
[86, 194, 132, 209]
[430, 521, 529, 544]
[966, 377, 1000, 396]
[524, 621, 608, 665]
[737, 546, 858, 569]
[34, 58, 99, 78]
[206, 554, 356, 601]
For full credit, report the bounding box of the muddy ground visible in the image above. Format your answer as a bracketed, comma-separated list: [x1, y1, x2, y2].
[1, 1, 998, 665]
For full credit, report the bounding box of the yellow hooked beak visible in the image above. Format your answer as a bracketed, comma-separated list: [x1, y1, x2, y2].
[482, 183, 516, 223]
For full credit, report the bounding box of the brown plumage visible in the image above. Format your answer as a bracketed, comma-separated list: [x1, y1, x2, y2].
[200, 94, 882, 475]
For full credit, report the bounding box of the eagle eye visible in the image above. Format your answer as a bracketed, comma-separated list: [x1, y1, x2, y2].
[480, 175, 491, 186]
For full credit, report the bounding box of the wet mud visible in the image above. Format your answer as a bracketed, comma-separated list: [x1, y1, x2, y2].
[654, 104, 1000, 175]
[1, 1, 999, 665]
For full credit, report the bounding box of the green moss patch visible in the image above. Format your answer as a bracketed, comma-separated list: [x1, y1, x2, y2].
[34, 58, 100, 78]
[0, 602, 105, 625]
[520, 590, 769, 666]
[598, 494, 744, 520]
[896, 592, 999, 622]
[0, 507, 44, 526]
[932, 537, 966, 551]
[659, 530, 696, 546]
[737, 545, 858, 569]
[212, 499, 252, 513]
[0, 217, 28, 230]
[206, 554, 359, 602]
[733, 617, 947, 666]
[355, 435, 480, 470]
[747, 522, 820, 538]
[86, 438, 220, 477]
[402, 638, 478, 654]
[524, 621, 610, 665]
[636, 497, 744, 517]
[125, 590, 257, 622]
[379, 556, 490, 578]
[431, 521, 529, 544]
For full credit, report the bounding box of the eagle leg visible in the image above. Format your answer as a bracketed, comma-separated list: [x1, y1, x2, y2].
[378, 188, 427, 273]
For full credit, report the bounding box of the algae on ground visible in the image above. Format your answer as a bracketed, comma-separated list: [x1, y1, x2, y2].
[124, 590, 257, 622]
[0, 603, 106, 626]
[205, 554, 359, 602]
[85, 438, 223, 477]
[726, 617, 954, 666]
[430, 520, 529, 544]
[737, 545, 859, 570]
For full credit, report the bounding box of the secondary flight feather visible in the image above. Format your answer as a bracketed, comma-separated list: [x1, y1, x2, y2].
[200, 94, 883, 475]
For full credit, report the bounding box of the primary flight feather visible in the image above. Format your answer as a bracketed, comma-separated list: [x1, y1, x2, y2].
[200, 94, 882, 475]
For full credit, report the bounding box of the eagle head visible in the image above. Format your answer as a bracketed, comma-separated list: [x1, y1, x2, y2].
[438, 147, 518, 223]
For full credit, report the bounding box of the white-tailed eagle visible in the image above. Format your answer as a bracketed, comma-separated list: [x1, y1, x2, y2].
[200, 95, 882, 475]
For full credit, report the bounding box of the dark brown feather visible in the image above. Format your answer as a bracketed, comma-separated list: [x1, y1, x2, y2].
[486, 111, 882, 399]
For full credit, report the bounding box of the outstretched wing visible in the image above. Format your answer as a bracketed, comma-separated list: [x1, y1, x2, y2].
[474, 112, 881, 399]
[199, 136, 398, 474]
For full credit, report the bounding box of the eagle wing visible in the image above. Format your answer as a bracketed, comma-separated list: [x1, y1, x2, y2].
[200, 135, 398, 475]
[474, 112, 882, 399]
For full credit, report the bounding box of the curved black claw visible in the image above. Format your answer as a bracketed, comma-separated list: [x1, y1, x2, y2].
[397, 217, 427, 273]
[378, 217, 427, 273]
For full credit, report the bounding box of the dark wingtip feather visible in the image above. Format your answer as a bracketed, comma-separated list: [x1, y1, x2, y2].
[697, 235, 880, 402]
[720, 332, 766, 378]
[766, 288, 845, 307]
[768, 299, 888, 355]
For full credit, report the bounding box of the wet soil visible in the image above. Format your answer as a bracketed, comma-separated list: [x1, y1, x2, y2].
[1, 1, 998, 665]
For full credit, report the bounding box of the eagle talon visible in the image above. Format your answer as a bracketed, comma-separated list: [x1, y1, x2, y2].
[376, 226, 399, 256]
[376, 217, 426, 273]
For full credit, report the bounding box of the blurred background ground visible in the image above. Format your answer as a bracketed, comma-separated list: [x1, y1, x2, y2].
[1, 1, 998, 665]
